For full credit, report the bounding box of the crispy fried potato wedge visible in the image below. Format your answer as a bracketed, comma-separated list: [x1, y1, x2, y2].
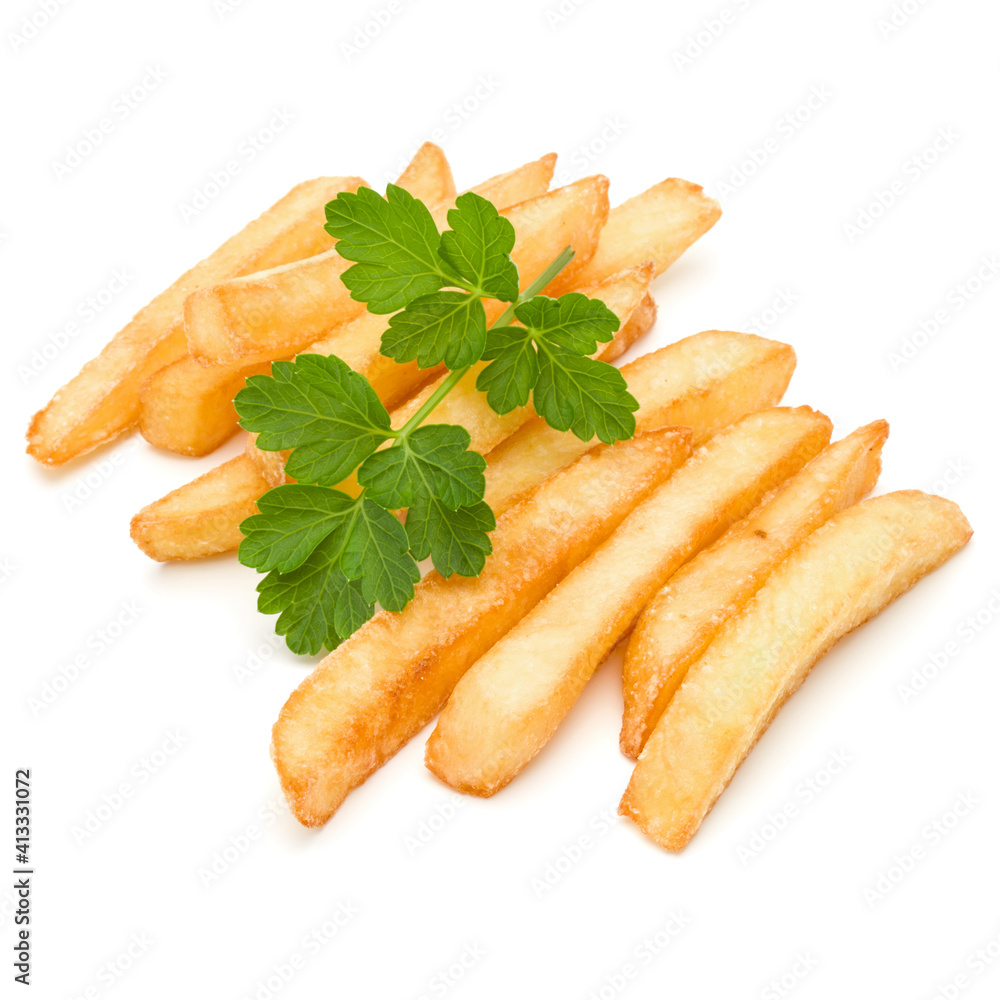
[619, 491, 972, 851]
[394, 141, 456, 205]
[184, 161, 584, 367]
[547, 178, 720, 294]
[620, 420, 889, 757]
[483, 331, 796, 515]
[424, 407, 832, 796]
[272, 426, 692, 826]
[26, 176, 366, 466]
[246, 262, 657, 490]
[137, 145, 468, 456]
[130, 454, 269, 561]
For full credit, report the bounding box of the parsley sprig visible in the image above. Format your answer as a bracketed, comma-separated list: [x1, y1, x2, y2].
[235, 184, 638, 655]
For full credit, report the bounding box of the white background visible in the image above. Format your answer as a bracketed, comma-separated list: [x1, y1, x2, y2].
[3, 0, 999, 997]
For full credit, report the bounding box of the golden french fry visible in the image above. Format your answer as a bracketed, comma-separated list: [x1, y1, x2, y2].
[137, 144, 466, 456]
[424, 407, 832, 797]
[619, 491, 972, 851]
[394, 141, 456, 205]
[26, 176, 366, 466]
[483, 330, 796, 515]
[183, 157, 573, 367]
[620, 420, 889, 757]
[130, 454, 269, 561]
[547, 178, 721, 293]
[246, 260, 655, 490]
[272, 426, 692, 826]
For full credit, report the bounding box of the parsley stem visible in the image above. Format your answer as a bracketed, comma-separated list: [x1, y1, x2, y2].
[393, 245, 576, 442]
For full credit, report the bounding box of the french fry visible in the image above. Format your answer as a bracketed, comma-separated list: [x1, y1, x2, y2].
[183, 158, 576, 367]
[620, 420, 889, 757]
[619, 491, 972, 851]
[26, 176, 366, 466]
[130, 454, 269, 561]
[138, 143, 467, 456]
[394, 140, 456, 205]
[547, 178, 720, 294]
[423, 407, 832, 796]
[483, 330, 796, 514]
[272, 426, 692, 826]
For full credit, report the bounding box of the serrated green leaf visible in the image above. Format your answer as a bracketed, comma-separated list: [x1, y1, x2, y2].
[534, 344, 639, 444]
[235, 354, 392, 487]
[339, 498, 420, 611]
[381, 291, 487, 369]
[238, 485, 358, 573]
[358, 424, 486, 511]
[323, 184, 448, 313]
[406, 494, 495, 578]
[256, 535, 375, 656]
[514, 292, 620, 354]
[439, 191, 519, 302]
[476, 325, 539, 415]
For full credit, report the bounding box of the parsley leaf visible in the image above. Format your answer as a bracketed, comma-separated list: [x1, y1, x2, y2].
[406, 494, 495, 578]
[381, 291, 487, 370]
[256, 535, 373, 656]
[439, 192, 518, 301]
[239, 485, 357, 574]
[324, 183, 447, 313]
[339, 499, 420, 611]
[358, 424, 486, 510]
[475, 292, 636, 441]
[534, 346, 638, 444]
[514, 293, 620, 353]
[235, 354, 392, 487]
[476, 325, 539, 414]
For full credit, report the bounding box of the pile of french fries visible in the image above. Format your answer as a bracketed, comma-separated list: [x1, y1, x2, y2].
[28, 143, 972, 851]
